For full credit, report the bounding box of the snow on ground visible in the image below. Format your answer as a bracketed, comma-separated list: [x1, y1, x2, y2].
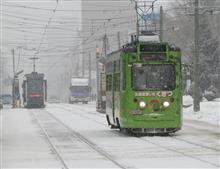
[0, 99, 219, 168]
[0, 107, 62, 168]
[183, 96, 220, 126]
[47, 103, 220, 168]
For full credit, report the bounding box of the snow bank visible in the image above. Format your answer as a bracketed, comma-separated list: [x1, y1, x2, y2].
[183, 95, 220, 126]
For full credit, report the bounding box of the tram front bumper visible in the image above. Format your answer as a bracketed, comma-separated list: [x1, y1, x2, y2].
[120, 115, 182, 129]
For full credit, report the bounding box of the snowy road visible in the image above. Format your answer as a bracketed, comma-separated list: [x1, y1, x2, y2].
[1, 107, 62, 168]
[1, 103, 220, 168]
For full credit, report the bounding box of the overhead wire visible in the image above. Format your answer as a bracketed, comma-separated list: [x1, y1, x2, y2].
[1, 1, 137, 72]
[0, 3, 133, 12]
[1, 2, 134, 9]
[0, 9, 134, 23]
[33, 2, 59, 58]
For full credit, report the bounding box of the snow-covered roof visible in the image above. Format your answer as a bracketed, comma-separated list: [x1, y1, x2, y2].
[71, 78, 89, 86]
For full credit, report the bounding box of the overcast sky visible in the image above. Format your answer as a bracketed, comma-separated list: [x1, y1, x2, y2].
[0, 0, 173, 96]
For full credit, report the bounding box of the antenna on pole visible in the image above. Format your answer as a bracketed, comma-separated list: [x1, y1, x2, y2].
[11, 49, 15, 76]
[134, 0, 158, 37]
[29, 57, 39, 72]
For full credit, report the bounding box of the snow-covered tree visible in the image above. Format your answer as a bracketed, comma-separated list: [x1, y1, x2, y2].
[164, 0, 220, 100]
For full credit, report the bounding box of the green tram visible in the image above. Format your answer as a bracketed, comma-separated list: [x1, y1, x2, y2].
[105, 40, 182, 134]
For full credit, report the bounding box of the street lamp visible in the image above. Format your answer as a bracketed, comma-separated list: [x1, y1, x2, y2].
[96, 47, 102, 109]
[12, 69, 23, 108]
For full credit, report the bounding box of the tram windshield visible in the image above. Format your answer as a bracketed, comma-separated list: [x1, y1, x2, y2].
[132, 64, 176, 91]
[28, 80, 42, 93]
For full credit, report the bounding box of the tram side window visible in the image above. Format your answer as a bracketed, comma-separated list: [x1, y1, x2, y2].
[114, 73, 120, 91]
[120, 59, 126, 90]
[106, 62, 114, 73]
[106, 75, 112, 91]
[22, 81, 26, 102]
[123, 60, 126, 90]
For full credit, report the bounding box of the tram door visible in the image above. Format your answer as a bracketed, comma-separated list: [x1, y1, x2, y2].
[112, 73, 116, 124]
[106, 63, 114, 124]
[113, 60, 120, 124]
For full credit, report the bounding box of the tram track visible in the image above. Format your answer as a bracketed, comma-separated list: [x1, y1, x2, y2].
[138, 137, 220, 168]
[31, 110, 69, 169]
[53, 104, 220, 168]
[53, 104, 107, 126]
[56, 104, 220, 151]
[31, 109, 128, 169]
[170, 135, 220, 152]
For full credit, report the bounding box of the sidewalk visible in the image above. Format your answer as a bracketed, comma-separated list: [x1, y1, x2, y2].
[183, 96, 220, 127]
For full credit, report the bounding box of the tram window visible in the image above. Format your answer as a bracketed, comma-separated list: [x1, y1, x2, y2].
[114, 73, 120, 91]
[106, 62, 114, 73]
[121, 59, 126, 90]
[106, 75, 112, 91]
[140, 44, 166, 52]
[140, 53, 166, 61]
[132, 64, 176, 90]
[123, 62, 126, 90]
[115, 60, 120, 72]
[27, 80, 43, 93]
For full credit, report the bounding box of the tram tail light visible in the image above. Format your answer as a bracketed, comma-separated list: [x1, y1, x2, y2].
[30, 93, 40, 97]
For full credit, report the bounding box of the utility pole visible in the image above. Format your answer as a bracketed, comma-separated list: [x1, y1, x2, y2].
[12, 49, 15, 76]
[160, 6, 163, 42]
[103, 34, 108, 57]
[89, 52, 91, 86]
[96, 47, 101, 109]
[82, 53, 85, 77]
[117, 31, 121, 50]
[30, 57, 39, 72]
[11, 49, 23, 108]
[91, 20, 94, 35]
[218, 13, 220, 67]
[193, 0, 200, 112]
[12, 49, 16, 107]
[0, 49, 2, 96]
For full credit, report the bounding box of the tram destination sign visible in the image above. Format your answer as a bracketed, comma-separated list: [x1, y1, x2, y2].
[135, 91, 173, 97]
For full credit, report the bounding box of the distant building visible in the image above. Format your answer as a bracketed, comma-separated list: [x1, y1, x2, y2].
[200, 0, 220, 7]
[81, 1, 136, 92]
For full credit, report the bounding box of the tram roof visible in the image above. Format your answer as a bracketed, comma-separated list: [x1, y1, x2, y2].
[25, 72, 45, 79]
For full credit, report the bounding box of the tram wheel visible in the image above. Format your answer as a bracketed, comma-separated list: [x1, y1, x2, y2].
[116, 118, 121, 129]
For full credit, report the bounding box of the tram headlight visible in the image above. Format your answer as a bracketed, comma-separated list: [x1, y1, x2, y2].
[139, 101, 146, 109]
[163, 101, 170, 108]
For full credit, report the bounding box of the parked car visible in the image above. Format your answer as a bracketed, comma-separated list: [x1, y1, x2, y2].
[0, 94, 12, 105]
[0, 99, 3, 109]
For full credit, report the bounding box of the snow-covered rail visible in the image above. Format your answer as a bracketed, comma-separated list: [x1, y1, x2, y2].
[31, 110, 69, 169]
[50, 103, 220, 168]
[139, 137, 219, 168]
[70, 105, 220, 167]
[31, 109, 127, 169]
[171, 135, 219, 152]
[55, 104, 220, 151]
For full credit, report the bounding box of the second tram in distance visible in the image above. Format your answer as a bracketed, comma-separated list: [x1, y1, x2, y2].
[22, 72, 47, 108]
[105, 37, 182, 134]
